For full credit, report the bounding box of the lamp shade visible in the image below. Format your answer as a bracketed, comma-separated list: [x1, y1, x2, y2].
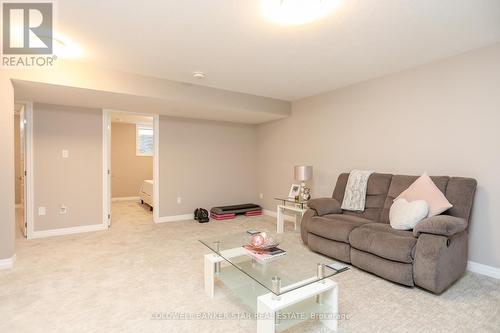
[294, 165, 313, 182]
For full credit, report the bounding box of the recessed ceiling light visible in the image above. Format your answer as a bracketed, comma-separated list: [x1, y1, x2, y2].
[260, 0, 340, 26]
[193, 71, 206, 79]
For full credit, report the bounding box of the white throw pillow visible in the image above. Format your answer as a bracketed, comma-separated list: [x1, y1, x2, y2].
[389, 198, 429, 230]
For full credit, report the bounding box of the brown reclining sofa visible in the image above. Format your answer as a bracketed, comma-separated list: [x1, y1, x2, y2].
[301, 173, 477, 294]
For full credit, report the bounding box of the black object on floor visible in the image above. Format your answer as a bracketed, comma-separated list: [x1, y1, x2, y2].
[194, 208, 210, 223]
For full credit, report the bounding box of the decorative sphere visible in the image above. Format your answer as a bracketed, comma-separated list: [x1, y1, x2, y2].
[251, 234, 265, 247]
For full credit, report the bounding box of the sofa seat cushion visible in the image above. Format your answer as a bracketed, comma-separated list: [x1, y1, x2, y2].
[351, 248, 414, 287]
[349, 223, 417, 263]
[308, 214, 373, 243]
[308, 234, 351, 263]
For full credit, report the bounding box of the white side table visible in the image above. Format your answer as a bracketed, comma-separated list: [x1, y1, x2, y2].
[275, 198, 308, 233]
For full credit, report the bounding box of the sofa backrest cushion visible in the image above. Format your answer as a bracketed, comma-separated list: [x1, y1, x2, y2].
[332, 173, 392, 222]
[380, 175, 449, 223]
[333, 172, 477, 224]
[444, 177, 477, 222]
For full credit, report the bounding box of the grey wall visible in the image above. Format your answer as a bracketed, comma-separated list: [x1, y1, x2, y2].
[257, 44, 500, 269]
[33, 104, 103, 231]
[0, 78, 15, 260]
[159, 116, 258, 216]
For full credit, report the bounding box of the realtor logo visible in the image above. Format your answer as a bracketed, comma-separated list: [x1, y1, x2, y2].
[2, 2, 53, 54]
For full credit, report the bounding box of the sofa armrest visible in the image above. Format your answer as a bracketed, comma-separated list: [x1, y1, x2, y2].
[300, 209, 317, 245]
[413, 215, 468, 237]
[307, 198, 342, 216]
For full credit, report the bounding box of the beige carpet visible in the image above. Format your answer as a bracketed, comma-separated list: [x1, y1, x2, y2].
[1, 202, 499, 333]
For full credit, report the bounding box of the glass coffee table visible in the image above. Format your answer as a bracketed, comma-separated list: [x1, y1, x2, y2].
[200, 231, 347, 333]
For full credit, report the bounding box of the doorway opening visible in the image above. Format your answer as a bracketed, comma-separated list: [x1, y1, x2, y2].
[103, 111, 159, 227]
[13, 101, 33, 239]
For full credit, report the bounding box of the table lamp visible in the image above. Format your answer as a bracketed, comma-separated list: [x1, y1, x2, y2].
[294, 165, 313, 201]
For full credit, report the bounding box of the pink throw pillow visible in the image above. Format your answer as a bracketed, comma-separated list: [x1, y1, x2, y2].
[396, 173, 452, 217]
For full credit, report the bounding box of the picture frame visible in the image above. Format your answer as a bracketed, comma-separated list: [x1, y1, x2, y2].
[288, 184, 301, 198]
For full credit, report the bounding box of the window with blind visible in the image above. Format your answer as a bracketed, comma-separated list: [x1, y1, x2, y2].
[136, 125, 154, 156]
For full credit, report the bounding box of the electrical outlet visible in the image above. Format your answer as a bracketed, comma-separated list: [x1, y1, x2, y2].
[259, 193, 264, 199]
[38, 207, 46, 216]
[60, 205, 68, 215]
[62, 149, 69, 158]
[176, 197, 182, 204]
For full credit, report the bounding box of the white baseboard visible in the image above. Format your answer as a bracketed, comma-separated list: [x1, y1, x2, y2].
[155, 214, 194, 223]
[31, 224, 108, 239]
[263, 209, 296, 222]
[0, 255, 16, 270]
[111, 196, 140, 202]
[467, 261, 500, 280]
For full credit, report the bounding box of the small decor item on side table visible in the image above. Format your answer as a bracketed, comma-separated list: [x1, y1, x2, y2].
[302, 187, 311, 201]
[294, 165, 313, 201]
[288, 184, 301, 199]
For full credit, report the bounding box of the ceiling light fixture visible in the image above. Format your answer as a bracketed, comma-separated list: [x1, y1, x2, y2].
[193, 71, 206, 79]
[260, 0, 340, 26]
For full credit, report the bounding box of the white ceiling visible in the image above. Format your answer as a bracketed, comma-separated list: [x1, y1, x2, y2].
[58, 0, 500, 100]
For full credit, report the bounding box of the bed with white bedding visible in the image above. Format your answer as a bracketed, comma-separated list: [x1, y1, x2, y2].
[139, 180, 153, 210]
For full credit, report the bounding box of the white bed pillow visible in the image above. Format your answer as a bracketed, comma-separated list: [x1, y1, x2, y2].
[389, 198, 429, 230]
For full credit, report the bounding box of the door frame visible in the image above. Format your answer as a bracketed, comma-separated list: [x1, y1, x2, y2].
[18, 104, 26, 237]
[15, 100, 34, 239]
[102, 110, 160, 226]
[102, 110, 111, 228]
